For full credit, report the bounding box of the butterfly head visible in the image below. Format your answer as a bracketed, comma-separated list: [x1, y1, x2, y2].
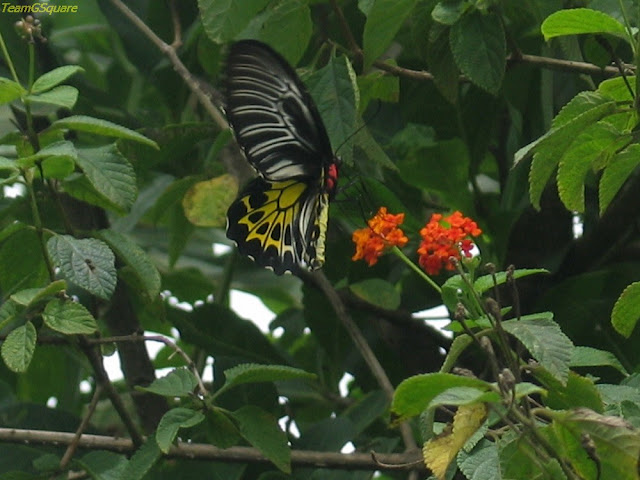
[326, 159, 339, 200]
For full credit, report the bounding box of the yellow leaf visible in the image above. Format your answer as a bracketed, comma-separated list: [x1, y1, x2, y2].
[182, 174, 238, 227]
[423, 403, 488, 479]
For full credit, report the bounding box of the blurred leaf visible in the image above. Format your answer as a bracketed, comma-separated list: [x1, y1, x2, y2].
[182, 174, 237, 227]
[600, 144, 640, 214]
[0, 78, 26, 104]
[541, 8, 627, 41]
[260, 1, 312, 65]
[450, 11, 505, 95]
[119, 437, 162, 480]
[198, 0, 269, 43]
[233, 405, 290, 473]
[31, 66, 84, 94]
[76, 450, 127, 480]
[363, 0, 419, 68]
[349, 278, 401, 310]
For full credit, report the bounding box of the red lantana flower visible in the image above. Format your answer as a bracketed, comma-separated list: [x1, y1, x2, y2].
[352, 207, 408, 266]
[417, 211, 482, 275]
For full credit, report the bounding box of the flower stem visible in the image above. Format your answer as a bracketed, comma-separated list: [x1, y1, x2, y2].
[391, 246, 441, 294]
[0, 31, 20, 83]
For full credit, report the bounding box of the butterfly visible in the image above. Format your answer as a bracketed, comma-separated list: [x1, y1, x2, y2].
[224, 40, 339, 275]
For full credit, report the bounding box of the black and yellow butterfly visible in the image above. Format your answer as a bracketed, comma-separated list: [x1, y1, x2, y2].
[225, 40, 338, 275]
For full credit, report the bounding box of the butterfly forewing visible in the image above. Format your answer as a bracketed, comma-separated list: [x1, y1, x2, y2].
[225, 40, 334, 182]
[224, 40, 338, 275]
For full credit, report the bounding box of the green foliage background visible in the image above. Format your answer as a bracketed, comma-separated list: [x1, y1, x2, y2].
[1, 0, 640, 479]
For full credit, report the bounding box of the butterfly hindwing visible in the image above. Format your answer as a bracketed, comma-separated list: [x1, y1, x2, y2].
[226, 177, 329, 275]
[224, 40, 338, 275]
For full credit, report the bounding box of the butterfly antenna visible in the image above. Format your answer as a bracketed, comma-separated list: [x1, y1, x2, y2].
[333, 101, 383, 156]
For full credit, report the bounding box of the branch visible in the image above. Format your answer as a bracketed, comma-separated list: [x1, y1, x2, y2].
[371, 53, 630, 83]
[303, 271, 419, 457]
[108, 0, 226, 129]
[0, 428, 425, 472]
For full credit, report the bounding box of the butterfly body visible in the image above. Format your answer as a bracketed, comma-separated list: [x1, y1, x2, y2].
[224, 40, 338, 275]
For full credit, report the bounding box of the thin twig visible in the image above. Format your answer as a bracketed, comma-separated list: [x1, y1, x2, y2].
[59, 384, 104, 469]
[168, 0, 183, 49]
[88, 334, 208, 397]
[329, 0, 362, 64]
[0, 428, 425, 472]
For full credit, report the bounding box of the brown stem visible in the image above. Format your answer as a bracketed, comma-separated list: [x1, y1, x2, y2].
[0, 428, 425, 472]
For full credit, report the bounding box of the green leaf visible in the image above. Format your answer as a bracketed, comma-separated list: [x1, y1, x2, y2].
[541, 8, 627, 41]
[119, 437, 162, 480]
[612, 281, 640, 338]
[26, 86, 78, 109]
[363, 0, 419, 68]
[233, 405, 291, 473]
[537, 369, 604, 412]
[598, 76, 636, 102]
[198, 0, 270, 43]
[42, 298, 98, 335]
[217, 363, 315, 397]
[206, 407, 241, 448]
[96, 229, 161, 301]
[50, 115, 158, 149]
[307, 56, 357, 164]
[450, 11, 505, 95]
[0, 78, 26, 104]
[74, 145, 138, 213]
[349, 278, 401, 310]
[260, 1, 312, 65]
[76, 450, 127, 480]
[571, 346, 629, 376]
[429, 386, 501, 408]
[557, 121, 629, 212]
[392, 373, 493, 422]
[473, 269, 548, 295]
[47, 235, 117, 300]
[16, 140, 77, 169]
[458, 438, 501, 480]
[600, 144, 640, 214]
[9, 280, 66, 307]
[182, 174, 238, 227]
[432, 0, 467, 25]
[156, 407, 205, 453]
[0, 228, 49, 293]
[31, 66, 84, 94]
[427, 22, 459, 104]
[553, 408, 640, 480]
[502, 314, 574, 385]
[138, 368, 198, 397]
[440, 334, 473, 373]
[515, 92, 617, 209]
[1, 322, 36, 373]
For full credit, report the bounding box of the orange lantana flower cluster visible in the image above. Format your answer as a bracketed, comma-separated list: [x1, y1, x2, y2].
[352, 208, 482, 276]
[417, 211, 482, 275]
[352, 207, 409, 266]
